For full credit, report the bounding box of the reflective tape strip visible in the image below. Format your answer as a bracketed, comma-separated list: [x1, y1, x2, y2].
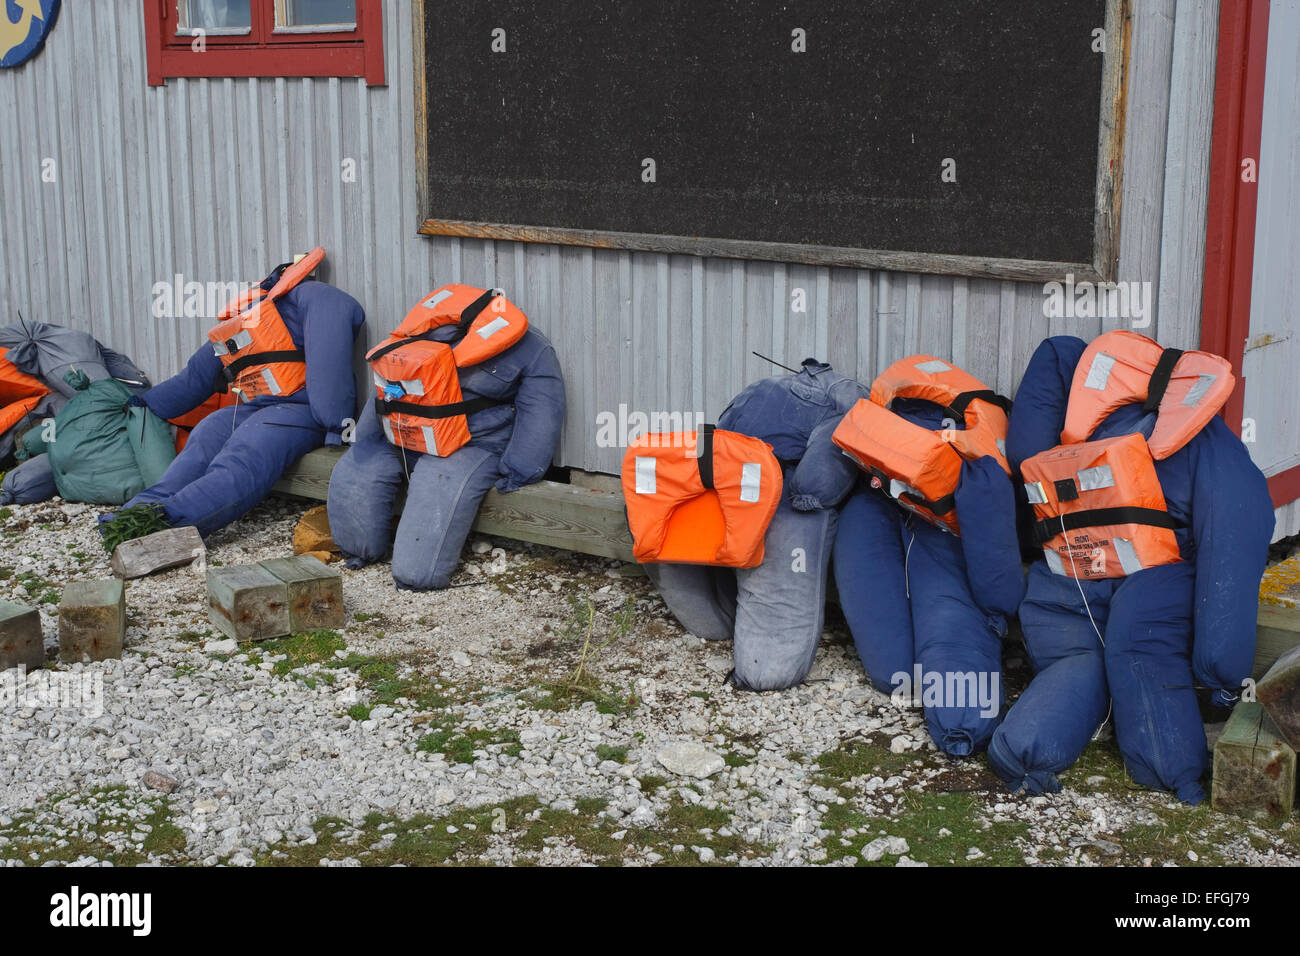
[1114, 538, 1143, 575]
[996, 438, 1006, 455]
[380, 417, 395, 444]
[211, 340, 229, 356]
[1044, 548, 1066, 576]
[634, 456, 657, 494]
[889, 478, 923, 501]
[1084, 351, 1115, 390]
[915, 359, 951, 374]
[261, 369, 281, 394]
[232, 330, 253, 351]
[372, 371, 386, 388]
[422, 289, 455, 309]
[476, 316, 510, 340]
[1024, 481, 1048, 505]
[421, 425, 438, 455]
[401, 378, 426, 397]
[1077, 464, 1114, 492]
[740, 462, 762, 502]
[1182, 373, 1217, 407]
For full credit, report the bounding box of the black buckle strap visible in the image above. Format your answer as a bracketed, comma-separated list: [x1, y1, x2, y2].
[869, 467, 955, 516]
[696, 424, 716, 490]
[375, 394, 505, 420]
[455, 287, 504, 338]
[221, 349, 304, 382]
[1032, 506, 1180, 547]
[1144, 347, 1185, 413]
[944, 389, 1012, 419]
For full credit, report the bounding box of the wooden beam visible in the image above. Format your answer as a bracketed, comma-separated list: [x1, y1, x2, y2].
[273, 448, 636, 563]
[1212, 701, 1295, 821]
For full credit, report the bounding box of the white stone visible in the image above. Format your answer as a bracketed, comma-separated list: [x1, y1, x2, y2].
[656, 742, 725, 779]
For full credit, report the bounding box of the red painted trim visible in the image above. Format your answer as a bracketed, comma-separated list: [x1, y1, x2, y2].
[1269, 464, 1300, 509]
[144, 0, 384, 86]
[1200, 0, 1271, 434]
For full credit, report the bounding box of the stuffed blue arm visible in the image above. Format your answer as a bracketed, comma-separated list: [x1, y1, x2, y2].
[141, 343, 222, 421]
[788, 415, 861, 511]
[298, 283, 365, 446]
[1188, 418, 1275, 705]
[955, 455, 1027, 618]
[496, 341, 565, 493]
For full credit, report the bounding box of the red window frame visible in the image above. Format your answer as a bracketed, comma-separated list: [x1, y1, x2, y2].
[143, 0, 385, 86]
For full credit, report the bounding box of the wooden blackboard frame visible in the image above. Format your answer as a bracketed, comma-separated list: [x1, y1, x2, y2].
[414, 0, 1131, 283]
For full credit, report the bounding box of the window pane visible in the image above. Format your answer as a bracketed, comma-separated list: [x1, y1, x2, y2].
[285, 0, 356, 26]
[181, 0, 252, 30]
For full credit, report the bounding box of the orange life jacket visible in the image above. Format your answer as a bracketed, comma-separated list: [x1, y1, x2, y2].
[623, 425, 783, 567]
[169, 391, 240, 452]
[367, 285, 528, 457]
[206, 247, 325, 400]
[1022, 330, 1234, 580]
[0, 347, 50, 438]
[832, 356, 1011, 534]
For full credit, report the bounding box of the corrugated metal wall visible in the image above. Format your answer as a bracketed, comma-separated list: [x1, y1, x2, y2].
[8, 1, 1287, 536]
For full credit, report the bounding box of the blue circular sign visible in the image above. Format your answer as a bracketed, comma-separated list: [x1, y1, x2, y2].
[1, 0, 60, 69]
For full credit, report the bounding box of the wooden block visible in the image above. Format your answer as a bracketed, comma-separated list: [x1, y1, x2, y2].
[110, 526, 205, 580]
[58, 580, 126, 663]
[0, 600, 44, 671]
[1257, 644, 1300, 751]
[259, 555, 345, 633]
[1254, 604, 1300, 680]
[1212, 702, 1296, 821]
[273, 448, 637, 563]
[206, 566, 289, 642]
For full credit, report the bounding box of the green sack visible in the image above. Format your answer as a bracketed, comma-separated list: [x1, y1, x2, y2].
[44, 372, 176, 505]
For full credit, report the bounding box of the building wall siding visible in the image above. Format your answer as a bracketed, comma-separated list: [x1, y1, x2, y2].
[4, 1, 1289, 535]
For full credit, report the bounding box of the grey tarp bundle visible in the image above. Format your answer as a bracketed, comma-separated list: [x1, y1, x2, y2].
[645, 360, 865, 690]
[0, 320, 151, 463]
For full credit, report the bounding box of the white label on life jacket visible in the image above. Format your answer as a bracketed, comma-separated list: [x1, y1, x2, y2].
[261, 368, 281, 395]
[476, 317, 510, 340]
[1114, 538, 1143, 575]
[421, 425, 438, 456]
[1182, 373, 1217, 407]
[915, 359, 951, 375]
[1084, 352, 1115, 390]
[740, 463, 762, 502]
[634, 457, 657, 495]
[422, 289, 455, 309]
[1077, 464, 1115, 491]
[1024, 481, 1048, 505]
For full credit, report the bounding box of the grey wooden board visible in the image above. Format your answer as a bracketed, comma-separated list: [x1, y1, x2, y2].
[206, 566, 290, 643]
[273, 448, 636, 563]
[259, 555, 345, 633]
[1255, 605, 1300, 680]
[0, 599, 43, 671]
[1, 1, 1276, 530]
[111, 526, 205, 579]
[57, 579, 126, 663]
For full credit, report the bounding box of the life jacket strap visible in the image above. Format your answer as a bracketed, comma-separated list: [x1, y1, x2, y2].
[219, 348, 305, 384]
[453, 287, 505, 340]
[1143, 347, 1185, 413]
[869, 466, 956, 516]
[696, 424, 716, 490]
[1032, 506, 1180, 547]
[944, 389, 1012, 418]
[374, 394, 507, 419]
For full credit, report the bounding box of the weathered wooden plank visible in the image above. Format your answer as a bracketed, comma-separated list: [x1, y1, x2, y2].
[58, 580, 126, 663]
[259, 556, 345, 633]
[206, 566, 290, 643]
[1254, 604, 1300, 681]
[110, 527, 206, 580]
[1256, 644, 1300, 752]
[1212, 701, 1296, 821]
[0, 600, 43, 671]
[274, 448, 636, 562]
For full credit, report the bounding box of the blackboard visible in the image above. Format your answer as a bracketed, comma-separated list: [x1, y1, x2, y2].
[415, 0, 1129, 282]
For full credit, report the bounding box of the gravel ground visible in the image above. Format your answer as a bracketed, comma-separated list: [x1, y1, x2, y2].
[1, 495, 1298, 867]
